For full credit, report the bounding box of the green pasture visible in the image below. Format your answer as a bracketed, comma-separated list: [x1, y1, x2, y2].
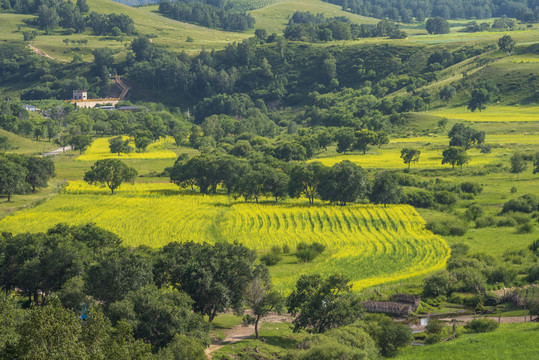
[396, 323, 539, 360]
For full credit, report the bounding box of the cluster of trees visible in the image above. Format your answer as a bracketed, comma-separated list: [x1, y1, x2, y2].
[322, 0, 538, 22]
[170, 155, 412, 206]
[423, 241, 539, 314]
[3, 0, 136, 36]
[0, 154, 55, 202]
[0, 223, 414, 358]
[158, 0, 255, 31]
[283, 11, 405, 42]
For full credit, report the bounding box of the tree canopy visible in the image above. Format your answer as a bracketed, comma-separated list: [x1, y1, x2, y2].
[83, 159, 137, 194]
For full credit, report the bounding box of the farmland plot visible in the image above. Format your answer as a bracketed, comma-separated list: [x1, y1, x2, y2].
[0, 182, 450, 291]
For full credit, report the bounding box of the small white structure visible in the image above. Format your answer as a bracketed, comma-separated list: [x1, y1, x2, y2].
[72, 90, 88, 100]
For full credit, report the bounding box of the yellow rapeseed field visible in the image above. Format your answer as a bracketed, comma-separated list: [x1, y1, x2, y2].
[77, 136, 177, 161]
[427, 105, 539, 122]
[311, 147, 507, 169]
[0, 182, 450, 291]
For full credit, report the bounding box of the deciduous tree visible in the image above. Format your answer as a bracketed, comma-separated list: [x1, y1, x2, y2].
[84, 159, 138, 194]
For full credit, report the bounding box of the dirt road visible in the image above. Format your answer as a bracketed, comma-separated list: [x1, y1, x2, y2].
[206, 313, 293, 358]
[28, 44, 54, 60]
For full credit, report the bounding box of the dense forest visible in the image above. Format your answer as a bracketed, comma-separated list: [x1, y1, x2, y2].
[322, 0, 539, 22]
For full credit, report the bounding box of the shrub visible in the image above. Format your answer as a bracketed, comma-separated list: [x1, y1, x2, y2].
[425, 319, 445, 335]
[529, 239, 539, 254]
[426, 220, 468, 236]
[401, 188, 435, 208]
[423, 271, 455, 298]
[424, 333, 444, 344]
[475, 216, 496, 228]
[502, 194, 539, 213]
[451, 243, 469, 257]
[510, 212, 532, 225]
[282, 244, 290, 254]
[465, 204, 484, 221]
[295, 241, 325, 262]
[517, 222, 534, 234]
[511, 186, 517, 194]
[453, 267, 487, 293]
[496, 216, 517, 227]
[464, 319, 499, 333]
[434, 191, 457, 206]
[260, 246, 282, 266]
[461, 182, 483, 195]
[528, 265, 539, 283]
[486, 266, 517, 285]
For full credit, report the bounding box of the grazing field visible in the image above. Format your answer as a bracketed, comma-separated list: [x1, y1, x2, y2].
[0, 181, 450, 291]
[427, 105, 539, 122]
[396, 323, 539, 360]
[76, 136, 177, 161]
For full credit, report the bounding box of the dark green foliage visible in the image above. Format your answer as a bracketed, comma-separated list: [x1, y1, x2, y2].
[461, 181, 483, 195]
[0, 157, 28, 202]
[363, 314, 412, 357]
[109, 136, 133, 156]
[158, 0, 255, 31]
[401, 188, 435, 208]
[426, 17, 450, 34]
[295, 241, 326, 262]
[369, 171, 402, 205]
[426, 220, 468, 236]
[498, 35, 516, 53]
[400, 147, 420, 169]
[287, 274, 364, 333]
[464, 318, 499, 333]
[528, 265, 539, 283]
[260, 246, 282, 266]
[434, 190, 457, 206]
[108, 285, 209, 351]
[465, 204, 484, 221]
[510, 152, 527, 178]
[442, 147, 469, 169]
[153, 241, 257, 322]
[502, 194, 539, 213]
[318, 160, 369, 205]
[448, 124, 486, 150]
[423, 270, 456, 298]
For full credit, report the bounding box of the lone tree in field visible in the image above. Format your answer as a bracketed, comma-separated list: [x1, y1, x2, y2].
[510, 152, 527, 179]
[0, 158, 28, 202]
[442, 147, 469, 170]
[242, 272, 284, 339]
[426, 17, 450, 34]
[468, 88, 490, 112]
[400, 148, 421, 169]
[109, 136, 133, 156]
[84, 159, 137, 194]
[448, 123, 486, 150]
[286, 274, 364, 333]
[24, 156, 55, 193]
[498, 35, 516, 54]
[69, 134, 92, 154]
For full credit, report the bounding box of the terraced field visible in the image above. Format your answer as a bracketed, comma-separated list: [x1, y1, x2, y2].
[77, 136, 177, 161]
[0, 181, 450, 291]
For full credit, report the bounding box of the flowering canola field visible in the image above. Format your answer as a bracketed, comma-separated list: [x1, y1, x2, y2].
[77, 136, 177, 161]
[427, 105, 539, 122]
[0, 182, 450, 291]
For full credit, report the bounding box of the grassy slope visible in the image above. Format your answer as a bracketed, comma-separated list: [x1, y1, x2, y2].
[249, 0, 377, 34]
[0, 128, 57, 155]
[396, 323, 539, 360]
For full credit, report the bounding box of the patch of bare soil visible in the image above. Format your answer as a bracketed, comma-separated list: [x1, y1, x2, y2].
[28, 44, 54, 60]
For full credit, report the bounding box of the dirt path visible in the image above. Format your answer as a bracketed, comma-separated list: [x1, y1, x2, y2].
[206, 313, 294, 358]
[42, 146, 72, 157]
[28, 44, 54, 60]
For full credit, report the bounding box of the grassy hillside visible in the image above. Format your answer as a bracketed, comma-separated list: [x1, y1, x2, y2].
[396, 323, 539, 360]
[0, 129, 57, 155]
